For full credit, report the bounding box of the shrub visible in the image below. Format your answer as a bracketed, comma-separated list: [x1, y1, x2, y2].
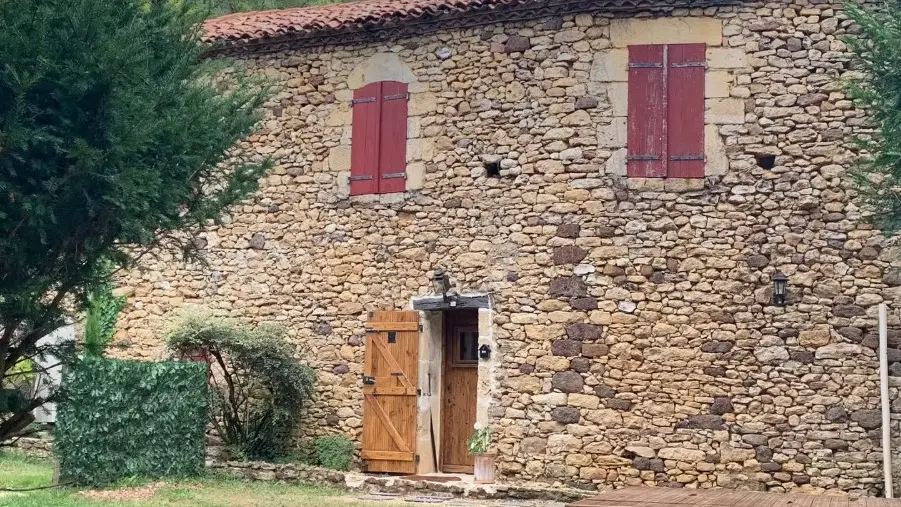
[167, 311, 316, 461]
[83, 262, 126, 358]
[314, 435, 355, 471]
[54, 358, 208, 485]
[467, 424, 490, 455]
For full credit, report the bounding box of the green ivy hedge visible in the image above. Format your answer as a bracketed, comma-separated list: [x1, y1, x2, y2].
[54, 358, 208, 485]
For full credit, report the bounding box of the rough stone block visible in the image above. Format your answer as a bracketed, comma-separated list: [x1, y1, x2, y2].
[680, 415, 724, 430]
[709, 397, 733, 415]
[553, 245, 589, 265]
[594, 385, 616, 398]
[590, 49, 628, 82]
[706, 48, 748, 69]
[605, 148, 627, 175]
[799, 328, 831, 347]
[701, 341, 733, 353]
[346, 52, 416, 89]
[570, 297, 598, 310]
[610, 18, 723, 47]
[706, 71, 732, 98]
[581, 343, 609, 357]
[556, 223, 581, 238]
[706, 98, 745, 125]
[549, 277, 588, 298]
[658, 447, 706, 462]
[850, 409, 881, 429]
[327, 147, 351, 172]
[552, 371, 584, 393]
[603, 83, 628, 117]
[520, 437, 547, 454]
[552, 339, 582, 357]
[599, 117, 627, 148]
[570, 357, 591, 373]
[568, 393, 600, 409]
[551, 406, 581, 424]
[566, 323, 603, 341]
[408, 92, 438, 116]
[504, 35, 531, 53]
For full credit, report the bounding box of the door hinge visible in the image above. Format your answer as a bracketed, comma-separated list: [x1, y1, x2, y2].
[384, 93, 409, 101]
[671, 61, 707, 68]
[414, 454, 420, 464]
[671, 154, 705, 161]
[627, 155, 660, 161]
[365, 327, 376, 333]
[628, 62, 663, 68]
[352, 97, 377, 105]
[417, 388, 422, 396]
[419, 323, 423, 332]
[350, 175, 374, 181]
[381, 172, 406, 180]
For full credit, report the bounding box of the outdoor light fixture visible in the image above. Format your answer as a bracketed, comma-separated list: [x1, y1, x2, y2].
[479, 344, 492, 360]
[772, 271, 788, 307]
[433, 267, 451, 300]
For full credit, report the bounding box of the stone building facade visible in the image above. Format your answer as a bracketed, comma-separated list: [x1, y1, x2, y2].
[114, 0, 901, 496]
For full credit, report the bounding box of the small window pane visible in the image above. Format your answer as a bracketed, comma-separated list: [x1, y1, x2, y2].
[460, 331, 478, 362]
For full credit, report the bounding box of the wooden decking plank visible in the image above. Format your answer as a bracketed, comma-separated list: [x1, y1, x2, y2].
[567, 488, 901, 507]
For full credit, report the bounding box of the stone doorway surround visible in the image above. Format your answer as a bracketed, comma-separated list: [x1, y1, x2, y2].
[411, 294, 495, 475]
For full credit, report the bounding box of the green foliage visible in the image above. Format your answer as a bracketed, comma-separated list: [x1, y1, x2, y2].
[313, 435, 355, 471]
[0, 0, 269, 441]
[54, 358, 208, 485]
[83, 263, 127, 358]
[467, 425, 490, 456]
[167, 312, 315, 461]
[845, 1, 901, 234]
[0, 452, 365, 507]
[189, 0, 342, 17]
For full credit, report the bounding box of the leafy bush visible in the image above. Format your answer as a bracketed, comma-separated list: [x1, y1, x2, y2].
[54, 358, 208, 485]
[167, 312, 316, 461]
[83, 262, 126, 358]
[314, 435, 355, 471]
[467, 424, 490, 455]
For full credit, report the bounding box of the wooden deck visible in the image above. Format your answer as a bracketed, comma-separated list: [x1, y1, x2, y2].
[568, 487, 901, 507]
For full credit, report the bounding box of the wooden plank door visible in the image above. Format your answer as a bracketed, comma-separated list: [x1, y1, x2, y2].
[440, 310, 479, 474]
[361, 310, 419, 474]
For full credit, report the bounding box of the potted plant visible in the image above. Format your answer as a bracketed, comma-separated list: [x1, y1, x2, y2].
[467, 422, 495, 484]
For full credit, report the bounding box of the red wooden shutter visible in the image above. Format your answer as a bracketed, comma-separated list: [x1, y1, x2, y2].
[667, 44, 706, 179]
[378, 81, 409, 194]
[627, 45, 667, 178]
[350, 82, 382, 195]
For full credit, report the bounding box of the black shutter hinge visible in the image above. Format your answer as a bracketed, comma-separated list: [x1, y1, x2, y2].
[671, 62, 707, 68]
[627, 155, 660, 161]
[628, 62, 663, 68]
[384, 93, 409, 101]
[352, 97, 377, 105]
[671, 155, 705, 161]
[350, 175, 374, 181]
[381, 172, 406, 180]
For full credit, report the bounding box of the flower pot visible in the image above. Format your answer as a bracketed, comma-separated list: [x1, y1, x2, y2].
[473, 454, 496, 484]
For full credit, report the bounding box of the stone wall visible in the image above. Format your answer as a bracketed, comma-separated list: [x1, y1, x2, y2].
[114, 1, 900, 496]
[6, 436, 53, 458]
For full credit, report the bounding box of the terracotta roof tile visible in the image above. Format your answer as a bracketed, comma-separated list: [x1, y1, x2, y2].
[202, 0, 526, 44]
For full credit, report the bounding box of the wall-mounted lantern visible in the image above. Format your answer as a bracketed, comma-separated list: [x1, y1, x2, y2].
[479, 344, 492, 360]
[772, 271, 788, 307]
[433, 267, 451, 301]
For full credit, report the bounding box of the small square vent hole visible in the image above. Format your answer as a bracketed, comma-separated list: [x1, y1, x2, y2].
[485, 161, 501, 178]
[756, 155, 776, 169]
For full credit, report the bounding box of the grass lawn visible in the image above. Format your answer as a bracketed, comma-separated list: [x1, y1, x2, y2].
[0, 453, 409, 507]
